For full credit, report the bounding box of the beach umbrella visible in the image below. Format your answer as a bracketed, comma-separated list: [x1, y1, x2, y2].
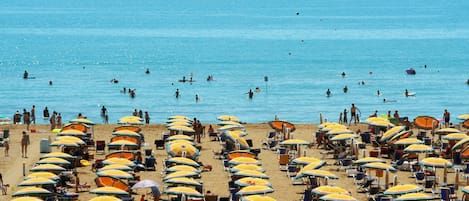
[166, 142, 199, 159]
[112, 130, 141, 137]
[330, 134, 359, 141]
[452, 137, 469, 150]
[164, 186, 203, 198]
[230, 164, 266, 173]
[97, 169, 134, 179]
[102, 158, 135, 166]
[298, 160, 327, 170]
[413, 116, 439, 130]
[118, 116, 143, 124]
[169, 115, 190, 120]
[366, 118, 394, 127]
[383, 184, 423, 195]
[295, 169, 338, 179]
[311, 186, 349, 196]
[435, 128, 461, 135]
[164, 177, 201, 186]
[380, 126, 406, 142]
[462, 186, 469, 193]
[218, 124, 245, 131]
[131, 179, 160, 189]
[234, 170, 269, 179]
[11, 197, 43, 201]
[166, 157, 200, 167]
[49, 139, 79, 147]
[236, 185, 274, 196]
[218, 121, 242, 126]
[164, 171, 199, 180]
[70, 118, 95, 125]
[167, 121, 192, 127]
[57, 129, 87, 137]
[319, 123, 346, 131]
[443, 133, 468, 141]
[269, 120, 296, 132]
[388, 130, 413, 143]
[458, 114, 469, 120]
[99, 164, 133, 171]
[227, 150, 256, 160]
[30, 164, 66, 172]
[226, 130, 248, 137]
[88, 196, 122, 201]
[229, 157, 261, 166]
[55, 136, 86, 144]
[12, 187, 52, 197]
[166, 165, 201, 173]
[420, 157, 453, 168]
[326, 128, 354, 136]
[90, 186, 129, 196]
[108, 139, 138, 148]
[280, 139, 310, 157]
[166, 118, 192, 124]
[291, 157, 323, 165]
[394, 193, 435, 201]
[18, 177, 57, 186]
[366, 117, 388, 122]
[40, 152, 75, 159]
[166, 139, 195, 146]
[217, 115, 240, 122]
[241, 195, 276, 201]
[393, 138, 424, 145]
[404, 144, 433, 153]
[353, 157, 385, 165]
[168, 125, 195, 133]
[235, 177, 272, 187]
[36, 157, 71, 165]
[25, 172, 60, 180]
[361, 162, 396, 171]
[320, 193, 358, 201]
[167, 134, 194, 141]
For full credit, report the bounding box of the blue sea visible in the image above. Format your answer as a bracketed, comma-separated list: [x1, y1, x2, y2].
[1, 0, 469, 124]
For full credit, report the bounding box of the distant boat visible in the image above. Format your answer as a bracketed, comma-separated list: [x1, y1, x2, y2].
[406, 68, 416, 75]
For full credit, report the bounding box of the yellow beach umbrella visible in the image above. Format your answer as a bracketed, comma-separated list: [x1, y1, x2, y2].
[18, 177, 57, 186]
[442, 133, 468, 141]
[320, 193, 358, 201]
[166, 157, 200, 167]
[229, 157, 261, 166]
[420, 157, 453, 168]
[230, 164, 266, 173]
[40, 152, 75, 159]
[99, 164, 133, 171]
[393, 138, 424, 145]
[102, 158, 135, 166]
[353, 157, 385, 165]
[311, 186, 349, 195]
[361, 162, 396, 171]
[49, 139, 80, 147]
[241, 195, 277, 201]
[169, 115, 190, 120]
[297, 160, 327, 171]
[90, 186, 129, 196]
[168, 125, 195, 133]
[11, 197, 44, 201]
[318, 122, 340, 128]
[291, 157, 323, 165]
[233, 170, 269, 179]
[166, 165, 200, 173]
[70, 118, 95, 125]
[166, 142, 199, 158]
[30, 164, 66, 172]
[368, 120, 394, 127]
[108, 139, 138, 147]
[236, 185, 274, 196]
[452, 137, 469, 150]
[435, 128, 461, 135]
[88, 196, 122, 201]
[164, 177, 202, 186]
[164, 171, 199, 180]
[25, 172, 59, 180]
[226, 130, 248, 137]
[235, 177, 272, 187]
[218, 121, 242, 126]
[217, 115, 240, 122]
[12, 187, 52, 197]
[326, 128, 354, 135]
[36, 157, 71, 165]
[383, 184, 423, 195]
[404, 144, 433, 153]
[167, 134, 194, 141]
[380, 126, 406, 142]
[366, 117, 388, 122]
[167, 121, 192, 127]
[394, 193, 435, 201]
[97, 169, 134, 179]
[112, 130, 141, 137]
[57, 129, 87, 137]
[458, 114, 469, 120]
[330, 134, 359, 141]
[55, 136, 85, 144]
[462, 186, 469, 194]
[164, 186, 203, 198]
[296, 169, 338, 179]
[217, 124, 245, 131]
[166, 139, 195, 146]
[319, 124, 346, 131]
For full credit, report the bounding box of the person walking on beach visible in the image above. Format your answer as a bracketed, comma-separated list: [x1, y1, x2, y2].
[50, 112, 56, 130]
[350, 104, 360, 125]
[0, 173, 6, 195]
[443, 109, 451, 127]
[3, 138, 9, 157]
[43, 106, 50, 120]
[343, 109, 348, 124]
[31, 105, 35, 124]
[23, 109, 31, 130]
[101, 106, 107, 117]
[338, 112, 343, 124]
[145, 111, 150, 124]
[21, 131, 30, 158]
[57, 113, 62, 128]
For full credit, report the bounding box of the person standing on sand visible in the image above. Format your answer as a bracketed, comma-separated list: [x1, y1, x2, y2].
[350, 104, 360, 125]
[50, 112, 56, 130]
[145, 111, 150, 124]
[21, 131, 30, 158]
[343, 109, 348, 124]
[0, 173, 6, 195]
[23, 109, 31, 131]
[4, 138, 9, 157]
[43, 106, 50, 119]
[57, 113, 62, 128]
[338, 113, 342, 124]
[31, 105, 35, 124]
[443, 109, 450, 127]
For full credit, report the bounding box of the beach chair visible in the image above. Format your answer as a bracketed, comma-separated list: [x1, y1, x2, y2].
[301, 189, 312, 201]
[204, 195, 218, 201]
[145, 156, 156, 171]
[414, 171, 425, 184]
[144, 149, 153, 157]
[155, 140, 165, 150]
[353, 171, 365, 186]
[95, 140, 106, 154]
[279, 154, 289, 170]
[286, 164, 299, 178]
[440, 187, 450, 201]
[358, 177, 374, 193]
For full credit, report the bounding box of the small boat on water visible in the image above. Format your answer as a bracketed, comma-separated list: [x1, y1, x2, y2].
[406, 68, 416, 75]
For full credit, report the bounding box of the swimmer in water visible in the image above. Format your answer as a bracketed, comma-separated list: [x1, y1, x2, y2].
[343, 86, 348, 93]
[326, 89, 331, 97]
[341, 72, 346, 77]
[255, 87, 261, 93]
[145, 68, 150, 74]
[377, 90, 381, 96]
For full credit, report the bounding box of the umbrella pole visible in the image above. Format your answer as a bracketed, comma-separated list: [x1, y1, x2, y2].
[444, 164, 448, 186]
[385, 170, 389, 189]
[456, 169, 460, 189]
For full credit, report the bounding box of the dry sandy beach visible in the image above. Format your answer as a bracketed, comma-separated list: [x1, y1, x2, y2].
[0, 122, 464, 201]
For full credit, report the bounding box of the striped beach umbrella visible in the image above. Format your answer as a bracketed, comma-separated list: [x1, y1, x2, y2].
[108, 140, 138, 147]
[353, 157, 385, 165]
[383, 184, 423, 195]
[164, 177, 202, 186]
[326, 128, 354, 136]
[55, 136, 85, 144]
[435, 128, 460, 135]
[12, 187, 52, 197]
[88, 196, 122, 201]
[166, 142, 199, 159]
[49, 139, 79, 147]
[291, 157, 324, 165]
[112, 130, 141, 137]
[236, 185, 274, 196]
[90, 187, 129, 196]
[69, 118, 95, 125]
[361, 162, 396, 171]
[452, 137, 469, 150]
[217, 115, 240, 122]
[218, 124, 245, 132]
[57, 129, 87, 137]
[442, 133, 468, 141]
[102, 158, 135, 166]
[298, 160, 327, 170]
[462, 186, 469, 194]
[218, 121, 242, 126]
[241, 195, 276, 201]
[404, 144, 433, 153]
[169, 115, 190, 120]
[18, 177, 57, 186]
[168, 125, 195, 133]
[118, 116, 143, 124]
[330, 134, 359, 141]
[97, 169, 134, 179]
[233, 170, 269, 179]
[166, 165, 200, 173]
[394, 193, 435, 201]
[311, 186, 349, 196]
[166, 121, 192, 127]
[166, 157, 200, 167]
[320, 193, 358, 201]
[166, 134, 194, 141]
[164, 186, 203, 198]
[235, 177, 272, 187]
